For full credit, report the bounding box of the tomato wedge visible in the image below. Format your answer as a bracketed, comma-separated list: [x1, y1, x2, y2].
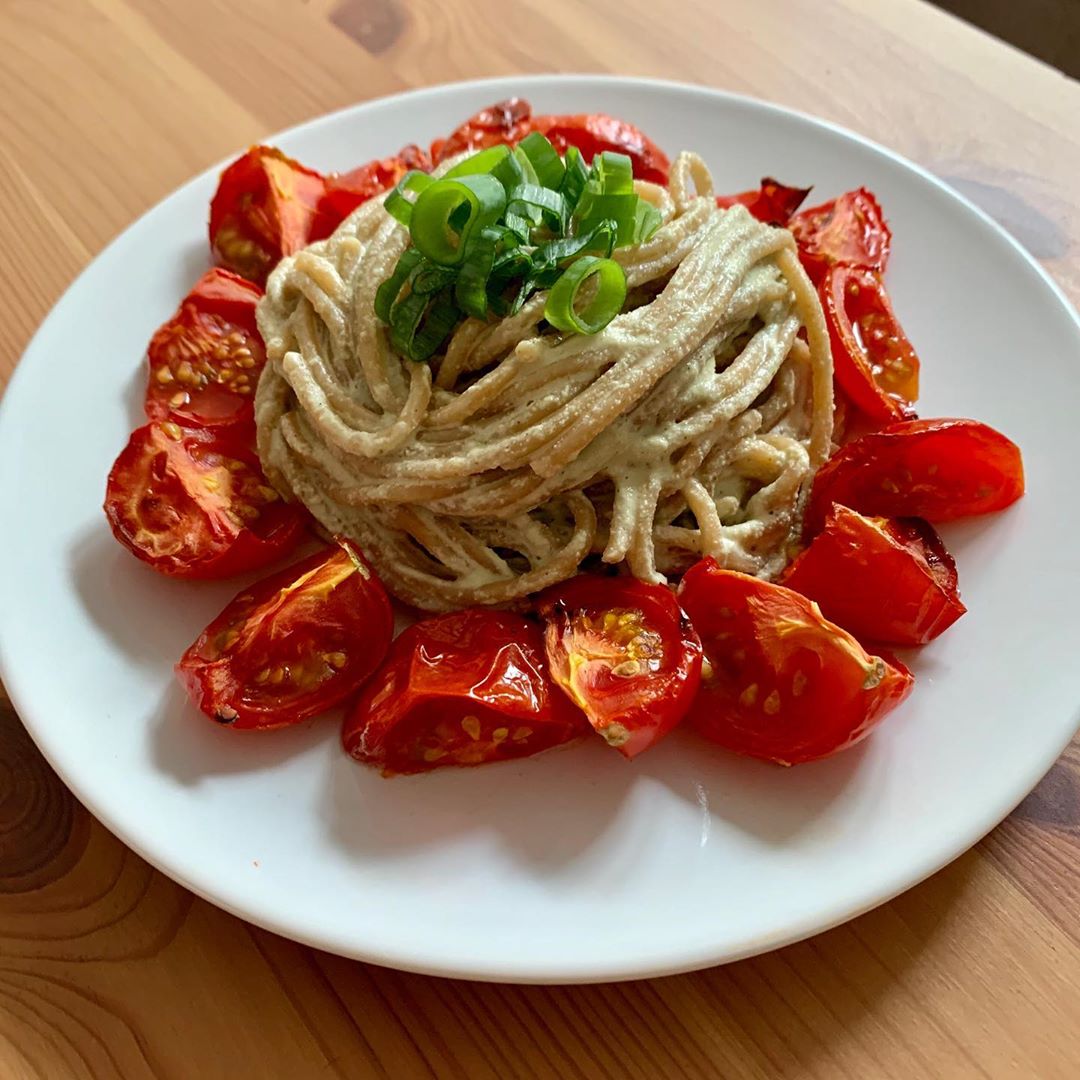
[176, 541, 392, 729]
[532, 113, 670, 185]
[807, 418, 1025, 533]
[789, 188, 891, 285]
[781, 505, 966, 646]
[430, 98, 535, 163]
[821, 265, 919, 423]
[678, 561, 913, 765]
[536, 575, 702, 759]
[343, 609, 587, 774]
[145, 268, 265, 430]
[715, 178, 812, 224]
[320, 144, 431, 223]
[104, 421, 306, 579]
[209, 145, 337, 284]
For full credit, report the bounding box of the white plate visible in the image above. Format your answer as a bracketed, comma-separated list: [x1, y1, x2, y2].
[2, 76, 1078, 984]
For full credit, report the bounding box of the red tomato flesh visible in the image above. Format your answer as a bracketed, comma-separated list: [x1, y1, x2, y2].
[715, 178, 812, 224]
[104, 421, 306, 579]
[145, 268, 265, 430]
[789, 188, 891, 285]
[821, 265, 919, 423]
[209, 146, 337, 284]
[532, 113, 670, 185]
[319, 144, 432, 229]
[430, 99, 535, 163]
[537, 575, 702, 759]
[781, 505, 966, 646]
[807, 418, 1025, 533]
[176, 541, 392, 729]
[678, 560, 913, 765]
[343, 609, 587, 774]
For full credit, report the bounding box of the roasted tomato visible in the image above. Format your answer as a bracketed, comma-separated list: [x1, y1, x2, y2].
[807, 418, 1025, 533]
[715, 178, 812, 224]
[320, 144, 431, 224]
[532, 113, 670, 185]
[536, 575, 702, 758]
[781, 505, 965, 646]
[145, 268, 265, 430]
[104, 421, 306, 579]
[176, 541, 392, 729]
[209, 145, 337, 284]
[430, 98, 535, 163]
[343, 609, 587, 774]
[678, 561, 913, 765]
[821, 265, 919, 423]
[789, 188, 891, 285]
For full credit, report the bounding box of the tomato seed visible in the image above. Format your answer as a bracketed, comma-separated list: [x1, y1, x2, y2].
[739, 682, 759, 707]
[461, 715, 482, 741]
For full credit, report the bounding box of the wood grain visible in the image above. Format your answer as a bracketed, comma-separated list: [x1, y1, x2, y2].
[2, 1, 1079, 1076]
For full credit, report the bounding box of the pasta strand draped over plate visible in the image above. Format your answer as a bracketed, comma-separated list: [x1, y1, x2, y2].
[254, 152, 833, 610]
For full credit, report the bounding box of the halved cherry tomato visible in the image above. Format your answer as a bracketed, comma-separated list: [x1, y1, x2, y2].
[176, 540, 392, 729]
[209, 146, 337, 284]
[715, 178, 812, 224]
[145, 269, 265, 430]
[781, 505, 965, 646]
[807, 418, 1025, 533]
[678, 560, 913, 765]
[821, 265, 919, 423]
[536, 575, 702, 759]
[104, 421, 306, 579]
[319, 144, 431, 224]
[430, 98, 535, 163]
[343, 609, 587, 774]
[532, 113, 670, 185]
[789, 188, 891, 285]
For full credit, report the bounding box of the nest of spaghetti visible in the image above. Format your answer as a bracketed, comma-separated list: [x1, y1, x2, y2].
[254, 152, 834, 611]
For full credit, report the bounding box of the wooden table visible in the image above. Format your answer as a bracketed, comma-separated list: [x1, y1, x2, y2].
[2, 1, 1079, 1076]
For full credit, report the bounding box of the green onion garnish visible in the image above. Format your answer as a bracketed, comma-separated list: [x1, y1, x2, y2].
[517, 132, 565, 190]
[377, 139, 664, 360]
[410, 175, 507, 266]
[383, 171, 433, 227]
[544, 256, 627, 335]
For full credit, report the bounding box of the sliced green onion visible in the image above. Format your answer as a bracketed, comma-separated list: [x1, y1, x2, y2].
[512, 146, 540, 186]
[411, 263, 457, 295]
[410, 175, 507, 266]
[531, 221, 617, 287]
[444, 144, 511, 178]
[559, 146, 589, 210]
[507, 183, 567, 231]
[454, 227, 502, 319]
[517, 131, 565, 190]
[390, 286, 459, 361]
[572, 192, 641, 246]
[591, 151, 634, 195]
[374, 248, 423, 323]
[383, 171, 433, 227]
[503, 211, 533, 243]
[491, 149, 526, 195]
[544, 256, 626, 335]
[633, 200, 663, 243]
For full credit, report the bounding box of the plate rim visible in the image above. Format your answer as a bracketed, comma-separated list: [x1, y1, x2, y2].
[2, 73, 1079, 984]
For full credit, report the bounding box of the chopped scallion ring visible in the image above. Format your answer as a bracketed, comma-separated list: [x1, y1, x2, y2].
[543, 256, 627, 335]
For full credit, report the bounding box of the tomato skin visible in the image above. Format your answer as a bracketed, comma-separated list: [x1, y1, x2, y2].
[144, 268, 265, 430]
[781, 505, 966, 646]
[715, 178, 811, 224]
[104, 421, 306, 579]
[209, 146, 337, 285]
[678, 561, 913, 765]
[430, 100, 670, 184]
[176, 541, 393, 729]
[807, 418, 1025, 533]
[536, 575, 702, 759]
[532, 114, 670, 185]
[318, 144, 432, 230]
[789, 188, 891, 285]
[821, 265, 919, 423]
[343, 609, 588, 774]
[430, 98, 535, 163]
